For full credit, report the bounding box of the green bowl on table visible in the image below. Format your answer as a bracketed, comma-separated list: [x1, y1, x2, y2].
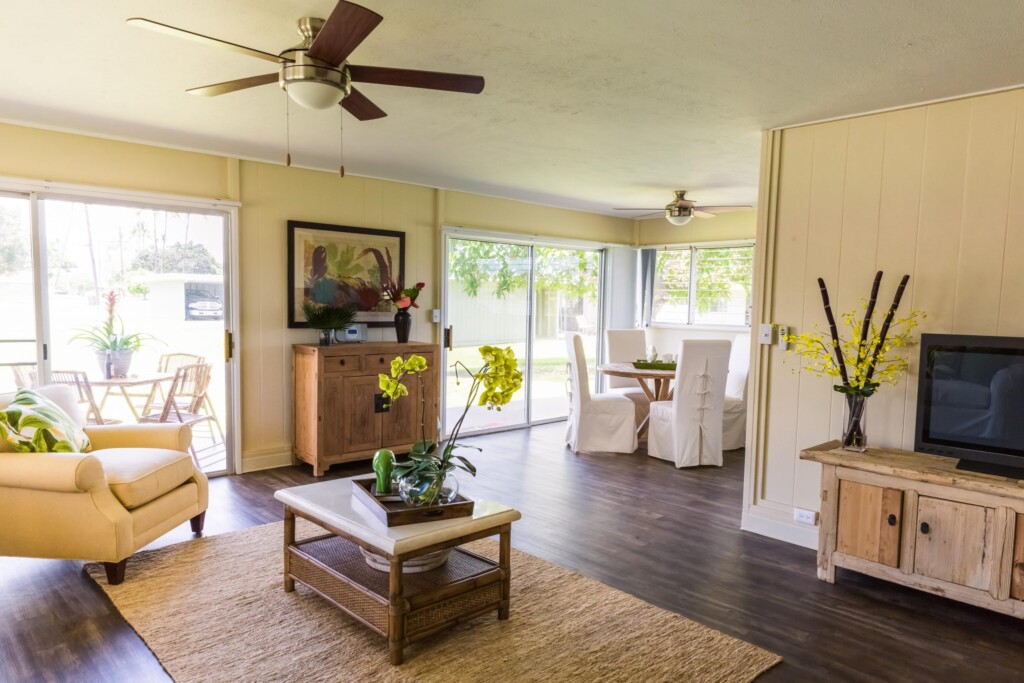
[631, 360, 677, 370]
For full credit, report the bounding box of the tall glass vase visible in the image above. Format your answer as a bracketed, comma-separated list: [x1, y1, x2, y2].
[842, 394, 868, 452]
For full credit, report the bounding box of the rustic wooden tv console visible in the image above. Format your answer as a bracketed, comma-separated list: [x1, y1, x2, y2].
[801, 441, 1024, 618]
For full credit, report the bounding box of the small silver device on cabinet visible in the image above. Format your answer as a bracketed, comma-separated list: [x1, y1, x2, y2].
[338, 323, 368, 343]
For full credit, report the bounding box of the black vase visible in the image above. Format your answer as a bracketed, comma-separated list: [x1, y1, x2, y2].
[394, 309, 412, 343]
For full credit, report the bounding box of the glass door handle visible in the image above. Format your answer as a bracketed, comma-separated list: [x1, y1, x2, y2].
[444, 325, 454, 351]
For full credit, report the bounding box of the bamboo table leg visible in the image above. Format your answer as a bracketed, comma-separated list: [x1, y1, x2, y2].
[499, 524, 511, 620]
[388, 556, 406, 665]
[283, 507, 295, 592]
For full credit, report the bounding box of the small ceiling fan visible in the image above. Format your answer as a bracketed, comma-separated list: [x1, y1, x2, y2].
[615, 190, 752, 226]
[127, 0, 485, 120]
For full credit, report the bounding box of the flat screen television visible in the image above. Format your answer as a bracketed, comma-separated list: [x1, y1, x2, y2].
[914, 333, 1024, 477]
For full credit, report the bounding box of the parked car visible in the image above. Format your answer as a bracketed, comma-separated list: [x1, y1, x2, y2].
[186, 298, 223, 321]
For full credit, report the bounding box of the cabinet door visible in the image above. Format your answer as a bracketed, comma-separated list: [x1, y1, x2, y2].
[342, 375, 383, 454]
[383, 365, 436, 446]
[1013, 514, 1024, 600]
[836, 480, 903, 567]
[914, 497, 993, 590]
[320, 375, 349, 458]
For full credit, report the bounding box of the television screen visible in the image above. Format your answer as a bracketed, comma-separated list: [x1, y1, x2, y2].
[916, 335, 1024, 466]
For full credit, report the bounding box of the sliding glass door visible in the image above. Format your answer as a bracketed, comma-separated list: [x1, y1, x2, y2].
[0, 189, 237, 475]
[0, 194, 37, 393]
[442, 233, 603, 436]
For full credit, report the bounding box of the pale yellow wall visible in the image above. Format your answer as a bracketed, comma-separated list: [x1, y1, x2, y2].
[637, 210, 757, 246]
[0, 123, 235, 199]
[747, 88, 1024, 546]
[0, 122, 634, 470]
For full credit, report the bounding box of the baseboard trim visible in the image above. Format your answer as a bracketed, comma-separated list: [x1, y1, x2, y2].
[241, 447, 293, 473]
[741, 505, 818, 550]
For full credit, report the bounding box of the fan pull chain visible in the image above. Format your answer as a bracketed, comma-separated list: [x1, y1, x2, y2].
[338, 106, 345, 177]
[285, 94, 292, 167]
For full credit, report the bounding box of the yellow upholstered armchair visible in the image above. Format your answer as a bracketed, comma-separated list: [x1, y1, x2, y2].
[0, 385, 209, 584]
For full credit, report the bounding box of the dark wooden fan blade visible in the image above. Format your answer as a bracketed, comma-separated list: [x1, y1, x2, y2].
[187, 73, 279, 97]
[342, 86, 387, 120]
[127, 18, 286, 64]
[348, 65, 484, 94]
[307, 1, 383, 66]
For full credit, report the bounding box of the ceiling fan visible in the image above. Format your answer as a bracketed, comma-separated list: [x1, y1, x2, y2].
[615, 190, 752, 226]
[127, 0, 485, 120]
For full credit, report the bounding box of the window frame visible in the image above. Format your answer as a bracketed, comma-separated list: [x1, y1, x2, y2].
[646, 240, 755, 330]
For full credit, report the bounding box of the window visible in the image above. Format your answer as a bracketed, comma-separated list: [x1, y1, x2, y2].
[649, 244, 753, 326]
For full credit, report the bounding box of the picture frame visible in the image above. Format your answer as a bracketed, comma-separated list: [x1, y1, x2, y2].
[287, 220, 405, 328]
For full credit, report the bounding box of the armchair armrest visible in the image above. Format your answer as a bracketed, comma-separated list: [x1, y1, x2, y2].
[0, 452, 105, 493]
[84, 424, 192, 452]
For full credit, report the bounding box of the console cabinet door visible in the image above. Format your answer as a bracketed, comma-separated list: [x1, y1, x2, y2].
[342, 375, 383, 453]
[836, 480, 903, 567]
[382, 360, 438, 446]
[914, 497, 993, 590]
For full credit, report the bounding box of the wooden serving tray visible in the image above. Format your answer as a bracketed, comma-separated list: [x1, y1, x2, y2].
[351, 477, 475, 527]
[631, 360, 677, 370]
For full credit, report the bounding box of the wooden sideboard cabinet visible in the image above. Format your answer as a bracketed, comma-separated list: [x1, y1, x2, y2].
[293, 342, 440, 476]
[802, 441, 1024, 618]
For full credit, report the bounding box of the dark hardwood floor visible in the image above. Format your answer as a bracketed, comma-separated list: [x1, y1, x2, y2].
[3, 423, 1024, 682]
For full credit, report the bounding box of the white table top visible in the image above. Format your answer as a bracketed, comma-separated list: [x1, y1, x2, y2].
[274, 475, 521, 555]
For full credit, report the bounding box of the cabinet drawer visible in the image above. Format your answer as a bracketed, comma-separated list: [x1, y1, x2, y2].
[321, 353, 363, 374]
[363, 352, 436, 375]
[914, 497, 993, 591]
[836, 480, 902, 567]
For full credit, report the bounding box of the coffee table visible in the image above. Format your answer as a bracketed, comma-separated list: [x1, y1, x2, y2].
[274, 476, 521, 665]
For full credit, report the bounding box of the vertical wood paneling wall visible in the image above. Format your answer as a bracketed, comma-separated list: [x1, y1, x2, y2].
[746, 88, 1024, 546]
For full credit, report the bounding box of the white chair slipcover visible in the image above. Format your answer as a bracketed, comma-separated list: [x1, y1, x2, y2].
[564, 332, 638, 454]
[605, 328, 651, 426]
[648, 340, 731, 467]
[722, 333, 751, 451]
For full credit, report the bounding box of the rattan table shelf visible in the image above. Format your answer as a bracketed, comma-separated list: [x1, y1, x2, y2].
[275, 477, 521, 664]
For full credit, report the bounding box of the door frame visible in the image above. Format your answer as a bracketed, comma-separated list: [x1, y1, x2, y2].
[0, 175, 243, 476]
[439, 226, 608, 437]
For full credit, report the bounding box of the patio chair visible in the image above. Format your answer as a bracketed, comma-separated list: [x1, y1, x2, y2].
[11, 365, 37, 389]
[139, 353, 207, 415]
[139, 363, 220, 467]
[50, 370, 118, 425]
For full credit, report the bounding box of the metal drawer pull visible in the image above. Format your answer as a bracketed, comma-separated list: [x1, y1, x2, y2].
[339, 358, 345, 366]
[379, 357, 385, 363]
[887, 514, 897, 526]
[920, 522, 930, 535]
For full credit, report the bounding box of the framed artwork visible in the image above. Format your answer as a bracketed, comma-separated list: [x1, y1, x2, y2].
[287, 220, 405, 328]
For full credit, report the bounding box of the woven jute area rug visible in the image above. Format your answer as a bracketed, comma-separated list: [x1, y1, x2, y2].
[86, 521, 780, 682]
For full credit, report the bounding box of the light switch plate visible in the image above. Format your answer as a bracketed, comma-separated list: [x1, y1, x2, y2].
[777, 325, 790, 350]
[431, 309, 441, 323]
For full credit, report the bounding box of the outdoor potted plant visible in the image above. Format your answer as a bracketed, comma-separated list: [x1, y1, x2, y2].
[301, 301, 358, 345]
[71, 290, 154, 378]
[380, 345, 523, 506]
[784, 271, 923, 451]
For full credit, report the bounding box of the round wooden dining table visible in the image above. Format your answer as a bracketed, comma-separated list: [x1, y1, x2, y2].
[597, 363, 677, 437]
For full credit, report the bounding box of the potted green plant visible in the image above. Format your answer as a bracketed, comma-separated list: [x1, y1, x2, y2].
[71, 290, 155, 378]
[301, 301, 358, 345]
[380, 346, 523, 506]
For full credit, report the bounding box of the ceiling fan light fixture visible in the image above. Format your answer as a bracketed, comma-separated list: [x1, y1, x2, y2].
[285, 80, 344, 109]
[665, 209, 693, 226]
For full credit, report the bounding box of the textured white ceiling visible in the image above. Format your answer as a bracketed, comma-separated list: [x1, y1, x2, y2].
[3, 1, 1024, 215]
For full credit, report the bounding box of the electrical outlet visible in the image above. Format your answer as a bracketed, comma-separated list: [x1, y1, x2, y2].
[793, 508, 818, 526]
[758, 323, 776, 345]
[431, 309, 441, 323]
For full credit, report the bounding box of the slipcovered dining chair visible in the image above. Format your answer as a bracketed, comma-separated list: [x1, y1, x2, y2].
[564, 332, 637, 454]
[605, 328, 651, 426]
[722, 334, 751, 451]
[648, 340, 731, 467]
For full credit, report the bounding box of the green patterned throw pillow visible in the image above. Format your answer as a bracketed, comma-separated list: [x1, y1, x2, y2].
[0, 389, 90, 453]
